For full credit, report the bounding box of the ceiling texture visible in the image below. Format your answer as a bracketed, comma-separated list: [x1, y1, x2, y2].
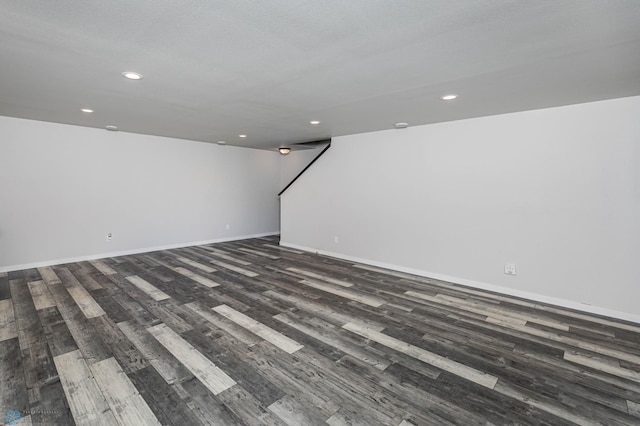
[1, 1, 639, 151]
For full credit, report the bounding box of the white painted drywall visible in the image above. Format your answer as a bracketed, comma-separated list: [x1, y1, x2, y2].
[0, 116, 280, 271]
[279, 147, 326, 190]
[276, 146, 326, 235]
[281, 96, 640, 318]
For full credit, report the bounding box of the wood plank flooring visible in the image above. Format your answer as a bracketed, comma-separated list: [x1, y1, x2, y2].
[1, 236, 640, 425]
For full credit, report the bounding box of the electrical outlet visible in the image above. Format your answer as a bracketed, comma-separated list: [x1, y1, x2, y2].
[334, 236, 339, 244]
[504, 263, 517, 276]
[106, 232, 113, 242]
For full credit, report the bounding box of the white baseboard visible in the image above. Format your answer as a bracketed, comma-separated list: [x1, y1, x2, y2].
[280, 241, 640, 325]
[0, 232, 279, 273]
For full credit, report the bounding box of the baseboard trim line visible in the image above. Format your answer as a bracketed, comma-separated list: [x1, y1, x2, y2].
[0, 232, 279, 273]
[279, 241, 640, 325]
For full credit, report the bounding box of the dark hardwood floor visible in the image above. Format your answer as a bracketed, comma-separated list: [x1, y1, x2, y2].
[1, 235, 640, 425]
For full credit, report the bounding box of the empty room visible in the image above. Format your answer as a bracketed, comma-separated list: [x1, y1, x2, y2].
[1, 1, 640, 425]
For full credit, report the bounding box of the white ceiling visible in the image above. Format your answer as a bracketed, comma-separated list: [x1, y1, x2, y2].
[1, 1, 639, 151]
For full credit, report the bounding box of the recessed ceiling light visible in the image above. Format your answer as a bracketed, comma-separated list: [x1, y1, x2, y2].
[394, 122, 409, 129]
[279, 147, 291, 155]
[310, 120, 320, 125]
[441, 94, 458, 101]
[81, 108, 94, 113]
[217, 141, 227, 145]
[105, 125, 118, 131]
[238, 134, 247, 138]
[122, 71, 143, 80]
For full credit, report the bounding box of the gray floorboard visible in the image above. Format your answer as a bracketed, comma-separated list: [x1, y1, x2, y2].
[1, 235, 640, 425]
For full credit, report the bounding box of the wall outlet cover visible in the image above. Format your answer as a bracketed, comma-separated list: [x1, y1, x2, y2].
[504, 263, 517, 276]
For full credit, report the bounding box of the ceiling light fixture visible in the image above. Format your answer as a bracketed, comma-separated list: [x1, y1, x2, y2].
[441, 94, 458, 101]
[105, 125, 118, 131]
[238, 134, 247, 138]
[279, 147, 291, 155]
[81, 108, 94, 113]
[217, 141, 227, 145]
[310, 120, 320, 125]
[394, 122, 409, 129]
[122, 71, 143, 80]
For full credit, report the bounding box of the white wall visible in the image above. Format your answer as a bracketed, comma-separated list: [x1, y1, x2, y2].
[277, 146, 326, 233]
[281, 96, 640, 320]
[0, 116, 281, 271]
[279, 146, 326, 190]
